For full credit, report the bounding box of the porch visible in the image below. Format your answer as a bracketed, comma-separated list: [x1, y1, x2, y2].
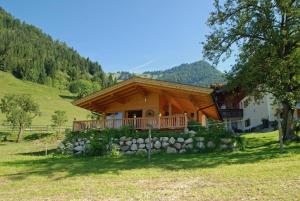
[73, 114, 188, 131]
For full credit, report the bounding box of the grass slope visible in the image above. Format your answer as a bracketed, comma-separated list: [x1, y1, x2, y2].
[0, 131, 299, 201]
[0, 72, 89, 125]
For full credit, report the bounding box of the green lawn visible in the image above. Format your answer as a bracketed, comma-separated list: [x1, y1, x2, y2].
[0, 131, 299, 201]
[0, 72, 89, 126]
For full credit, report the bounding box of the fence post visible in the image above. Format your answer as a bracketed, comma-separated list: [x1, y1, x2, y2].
[147, 125, 152, 162]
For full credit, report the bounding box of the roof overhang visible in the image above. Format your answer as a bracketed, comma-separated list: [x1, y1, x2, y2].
[72, 77, 221, 120]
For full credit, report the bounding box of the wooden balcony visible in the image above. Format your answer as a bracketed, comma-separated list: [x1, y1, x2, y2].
[73, 114, 188, 132]
[219, 109, 243, 118]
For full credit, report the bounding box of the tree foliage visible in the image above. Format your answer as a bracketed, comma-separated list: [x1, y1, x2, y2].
[203, 0, 300, 141]
[0, 7, 116, 92]
[51, 110, 68, 135]
[0, 94, 40, 142]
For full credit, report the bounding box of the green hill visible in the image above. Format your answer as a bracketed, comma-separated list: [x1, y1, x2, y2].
[0, 7, 115, 92]
[0, 71, 89, 126]
[114, 60, 225, 87]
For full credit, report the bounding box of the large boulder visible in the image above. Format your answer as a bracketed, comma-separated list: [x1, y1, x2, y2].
[195, 137, 205, 142]
[169, 137, 176, 145]
[131, 144, 138, 151]
[137, 149, 147, 154]
[174, 143, 181, 150]
[207, 141, 216, 149]
[197, 142, 205, 149]
[145, 138, 151, 144]
[162, 142, 169, 148]
[74, 146, 84, 152]
[154, 141, 161, 149]
[184, 138, 193, 144]
[179, 149, 186, 154]
[137, 138, 144, 144]
[220, 138, 232, 144]
[139, 143, 146, 149]
[162, 137, 169, 142]
[125, 140, 132, 146]
[166, 147, 177, 154]
[120, 145, 130, 152]
[177, 138, 184, 143]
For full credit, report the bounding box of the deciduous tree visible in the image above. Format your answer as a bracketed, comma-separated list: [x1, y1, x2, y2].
[203, 0, 300, 141]
[0, 94, 40, 142]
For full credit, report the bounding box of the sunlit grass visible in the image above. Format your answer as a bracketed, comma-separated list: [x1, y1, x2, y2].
[0, 131, 299, 200]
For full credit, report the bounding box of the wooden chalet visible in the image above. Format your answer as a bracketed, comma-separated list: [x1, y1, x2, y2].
[72, 77, 221, 131]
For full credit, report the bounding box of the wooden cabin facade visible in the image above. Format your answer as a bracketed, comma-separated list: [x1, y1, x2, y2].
[72, 77, 221, 131]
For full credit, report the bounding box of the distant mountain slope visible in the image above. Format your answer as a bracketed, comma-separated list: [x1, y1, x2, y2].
[0, 7, 115, 91]
[0, 72, 89, 125]
[114, 60, 225, 87]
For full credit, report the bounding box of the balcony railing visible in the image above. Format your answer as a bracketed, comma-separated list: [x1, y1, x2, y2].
[73, 114, 188, 132]
[219, 109, 243, 118]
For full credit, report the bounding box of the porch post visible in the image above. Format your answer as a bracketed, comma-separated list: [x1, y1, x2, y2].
[198, 111, 208, 128]
[158, 113, 161, 129]
[184, 113, 188, 129]
[168, 103, 172, 116]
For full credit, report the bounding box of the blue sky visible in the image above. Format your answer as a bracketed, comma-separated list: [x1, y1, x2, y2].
[0, 0, 234, 73]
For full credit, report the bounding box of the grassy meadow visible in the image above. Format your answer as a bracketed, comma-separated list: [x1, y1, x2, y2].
[0, 72, 89, 125]
[0, 131, 299, 201]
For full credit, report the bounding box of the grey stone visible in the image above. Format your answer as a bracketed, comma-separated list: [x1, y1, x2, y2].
[125, 151, 134, 155]
[131, 144, 138, 151]
[177, 138, 184, 143]
[220, 144, 228, 150]
[58, 142, 65, 149]
[146, 143, 153, 150]
[185, 143, 193, 150]
[174, 143, 181, 150]
[74, 142, 79, 146]
[153, 137, 159, 142]
[184, 138, 193, 144]
[184, 128, 189, 134]
[145, 138, 151, 144]
[137, 138, 144, 144]
[74, 146, 84, 152]
[166, 147, 177, 154]
[126, 137, 132, 141]
[188, 130, 197, 135]
[137, 149, 147, 154]
[195, 137, 205, 142]
[125, 140, 132, 146]
[162, 142, 169, 148]
[132, 138, 137, 144]
[120, 136, 126, 141]
[162, 137, 169, 142]
[120, 145, 130, 152]
[179, 149, 186, 154]
[119, 141, 124, 146]
[220, 138, 232, 144]
[154, 141, 161, 149]
[86, 140, 90, 144]
[207, 141, 216, 149]
[139, 143, 146, 149]
[169, 137, 176, 144]
[197, 142, 205, 149]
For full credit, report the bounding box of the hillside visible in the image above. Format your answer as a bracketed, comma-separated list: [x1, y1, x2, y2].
[114, 60, 225, 87]
[0, 72, 89, 125]
[0, 7, 115, 91]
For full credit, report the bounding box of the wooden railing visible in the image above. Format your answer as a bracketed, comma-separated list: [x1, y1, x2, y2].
[73, 114, 188, 131]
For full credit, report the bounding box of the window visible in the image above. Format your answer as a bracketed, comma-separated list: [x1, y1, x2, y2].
[245, 119, 251, 127]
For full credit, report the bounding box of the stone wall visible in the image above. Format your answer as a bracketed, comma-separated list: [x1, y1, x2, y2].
[58, 131, 238, 155]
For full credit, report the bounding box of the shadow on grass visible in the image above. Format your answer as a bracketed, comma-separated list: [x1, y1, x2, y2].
[18, 148, 58, 156]
[24, 133, 53, 141]
[1, 134, 300, 181]
[59, 95, 77, 100]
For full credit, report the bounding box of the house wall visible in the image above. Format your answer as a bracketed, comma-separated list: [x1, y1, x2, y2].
[238, 93, 277, 131]
[103, 92, 160, 118]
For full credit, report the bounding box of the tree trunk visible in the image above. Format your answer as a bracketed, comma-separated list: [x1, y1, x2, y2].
[281, 103, 298, 142]
[16, 126, 24, 143]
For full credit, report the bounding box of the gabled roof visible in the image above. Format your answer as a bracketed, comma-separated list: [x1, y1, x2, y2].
[72, 76, 221, 120]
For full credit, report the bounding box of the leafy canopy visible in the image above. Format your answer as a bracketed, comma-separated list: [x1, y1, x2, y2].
[203, 0, 300, 108]
[0, 94, 40, 128]
[51, 110, 68, 128]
